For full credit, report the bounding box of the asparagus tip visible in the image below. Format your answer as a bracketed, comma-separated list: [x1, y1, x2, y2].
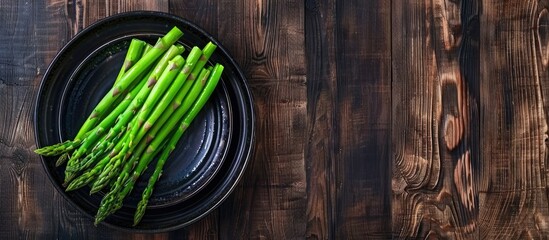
[90, 187, 100, 195]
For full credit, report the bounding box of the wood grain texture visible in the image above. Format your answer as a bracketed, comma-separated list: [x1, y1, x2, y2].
[334, 0, 392, 238]
[79, 0, 168, 30]
[0, 0, 74, 238]
[392, 0, 479, 238]
[479, 0, 549, 238]
[169, 0, 217, 35]
[7, 0, 549, 238]
[304, 0, 336, 239]
[216, 0, 308, 239]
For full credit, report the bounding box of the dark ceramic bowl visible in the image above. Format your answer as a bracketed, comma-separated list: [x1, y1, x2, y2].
[34, 11, 255, 232]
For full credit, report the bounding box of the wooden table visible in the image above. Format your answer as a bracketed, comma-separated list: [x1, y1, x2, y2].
[2, 0, 548, 239]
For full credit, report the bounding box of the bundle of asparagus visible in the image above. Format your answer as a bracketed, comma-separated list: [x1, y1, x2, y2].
[35, 26, 224, 226]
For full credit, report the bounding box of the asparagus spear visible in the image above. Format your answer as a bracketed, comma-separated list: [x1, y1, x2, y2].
[65, 132, 130, 191]
[131, 47, 202, 149]
[142, 43, 153, 55]
[94, 67, 213, 224]
[140, 43, 217, 145]
[133, 63, 224, 225]
[35, 41, 149, 158]
[55, 153, 70, 167]
[106, 65, 212, 193]
[122, 42, 216, 153]
[187, 42, 217, 82]
[66, 44, 185, 175]
[36, 30, 182, 158]
[101, 44, 185, 144]
[95, 66, 216, 224]
[114, 39, 146, 85]
[34, 140, 81, 157]
[90, 55, 186, 194]
[61, 69, 149, 183]
[74, 27, 183, 140]
[64, 74, 148, 179]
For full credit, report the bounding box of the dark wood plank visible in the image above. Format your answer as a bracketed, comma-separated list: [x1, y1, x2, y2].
[304, 0, 337, 239]
[169, 0, 217, 35]
[216, 0, 308, 239]
[0, 0, 79, 238]
[333, 0, 391, 238]
[185, 211, 218, 240]
[391, 0, 480, 238]
[479, 0, 549, 238]
[80, 0, 169, 29]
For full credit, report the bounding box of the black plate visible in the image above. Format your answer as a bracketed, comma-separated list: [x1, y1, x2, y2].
[34, 11, 255, 232]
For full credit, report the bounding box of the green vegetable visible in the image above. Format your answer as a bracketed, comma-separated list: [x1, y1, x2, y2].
[115, 39, 146, 85]
[134, 63, 224, 225]
[91, 55, 185, 194]
[75, 27, 183, 140]
[34, 29, 225, 226]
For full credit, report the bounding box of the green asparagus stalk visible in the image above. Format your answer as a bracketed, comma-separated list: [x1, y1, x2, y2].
[64, 69, 142, 176]
[67, 124, 126, 180]
[103, 44, 185, 145]
[114, 39, 146, 85]
[90, 55, 186, 194]
[55, 153, 70, 167]
[34, 140, 81, 157]
[153, 42, 217, 137]
[95, 66, 218, 224]
[131, 47, 202, 148]
[35, 41, 149, 158]
[65, 132, 130, 191]
[127, 50, 194, 148]
[139, 47, 209, 144]
[128, 42, 216, 150]
[94, 114, 176, 224]
[187, 42, 217, 81]
[75, 27, 183, 140]
[133, 64, 224, 225]
[94, 68, 213, 223]
[171, 67, 212, 122]
[62, 68, 151, 183]
[68, 74, 147, 175]
[142, 43, 153, 55]
[67, 44, 185, 172]
[144, 41, 216, 129]
[143, 66, 211, 146]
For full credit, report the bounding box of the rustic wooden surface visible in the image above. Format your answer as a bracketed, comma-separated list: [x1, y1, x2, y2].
[1, 0, 549, 239]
